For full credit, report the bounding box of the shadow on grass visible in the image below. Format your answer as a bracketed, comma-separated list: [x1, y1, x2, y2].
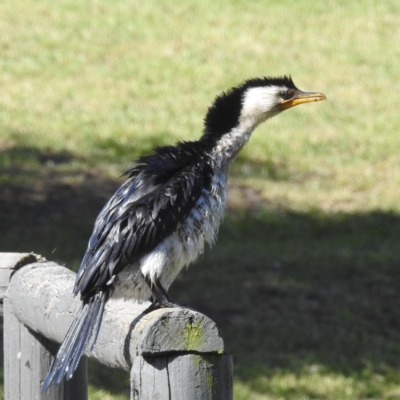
[0, 145, 121, 265]
[1, 146, 400, 396]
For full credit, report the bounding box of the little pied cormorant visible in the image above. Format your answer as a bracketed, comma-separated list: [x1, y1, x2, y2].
[43, 76, 326, 390]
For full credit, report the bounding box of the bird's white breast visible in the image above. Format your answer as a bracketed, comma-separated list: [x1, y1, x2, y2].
[114, 170, 228, 301]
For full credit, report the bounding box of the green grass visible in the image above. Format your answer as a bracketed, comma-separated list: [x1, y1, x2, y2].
[1, 0, 400, 398]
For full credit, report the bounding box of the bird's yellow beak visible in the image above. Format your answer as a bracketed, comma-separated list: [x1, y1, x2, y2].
[280, 91, 326, 111]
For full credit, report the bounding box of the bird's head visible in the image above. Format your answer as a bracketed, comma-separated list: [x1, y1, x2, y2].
[204, 76, 326, 138]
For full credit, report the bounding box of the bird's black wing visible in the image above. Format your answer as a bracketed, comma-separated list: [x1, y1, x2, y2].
[74, 156, 212, 298]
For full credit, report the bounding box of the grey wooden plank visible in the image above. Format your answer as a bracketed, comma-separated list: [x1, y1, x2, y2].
[130, 353, 233, 400]
[8, 262, 225, 371]
[4, 296, 88, 399]
[168, 353, 233, 400]
[4, 297, 21, 400]
[131, 355, 170, 399]
[0, 252, 42, 302]
[136, 308, 224, 355]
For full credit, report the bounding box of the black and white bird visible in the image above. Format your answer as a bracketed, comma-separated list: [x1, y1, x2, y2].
[43, 76, 325, 390]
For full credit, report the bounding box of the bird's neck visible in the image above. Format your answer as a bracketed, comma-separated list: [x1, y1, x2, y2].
[201, 104, 279, 171]
[201, 126, 253, 171]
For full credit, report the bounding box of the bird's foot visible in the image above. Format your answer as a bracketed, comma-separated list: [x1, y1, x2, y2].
[143, 299, 182, 314]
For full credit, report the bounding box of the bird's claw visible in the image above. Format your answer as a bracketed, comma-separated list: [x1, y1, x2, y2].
[143, 300, 182, 314]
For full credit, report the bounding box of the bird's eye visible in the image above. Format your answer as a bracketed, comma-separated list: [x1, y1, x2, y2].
[279, 91, 287, 98]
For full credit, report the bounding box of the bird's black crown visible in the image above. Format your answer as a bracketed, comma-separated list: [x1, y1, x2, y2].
[203, 76, 298, 139]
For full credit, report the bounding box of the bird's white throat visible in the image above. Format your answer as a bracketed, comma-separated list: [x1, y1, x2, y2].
[239, 85, 285, 131]
[211, 85, 286, 170]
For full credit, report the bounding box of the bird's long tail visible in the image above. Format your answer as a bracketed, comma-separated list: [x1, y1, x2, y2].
[42, 290, 108, 392]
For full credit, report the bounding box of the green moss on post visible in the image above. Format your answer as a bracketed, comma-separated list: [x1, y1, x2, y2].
[183, 320, 205, 350]
[206, 370, 215, 393]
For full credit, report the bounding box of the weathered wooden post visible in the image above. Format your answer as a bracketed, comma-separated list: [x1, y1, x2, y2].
[0, 253, 88, 400]
[1, 253, 233, 400]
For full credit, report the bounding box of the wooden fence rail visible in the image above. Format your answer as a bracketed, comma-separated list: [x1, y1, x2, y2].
[0, 253, 233, 400]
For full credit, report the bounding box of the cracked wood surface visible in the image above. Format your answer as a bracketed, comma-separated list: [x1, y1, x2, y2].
[3, 253, 225, 371]
[131, 353, 233, 400]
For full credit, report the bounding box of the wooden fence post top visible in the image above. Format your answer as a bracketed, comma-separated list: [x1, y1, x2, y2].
[4, 254, 225, 372]
[0, 252, 45, 301]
